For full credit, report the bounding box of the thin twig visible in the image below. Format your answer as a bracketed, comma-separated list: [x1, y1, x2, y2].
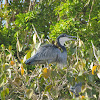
[16, 33, 21, 61]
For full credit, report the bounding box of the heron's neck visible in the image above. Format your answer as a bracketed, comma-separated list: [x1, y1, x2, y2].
[57, 39, 66, 52]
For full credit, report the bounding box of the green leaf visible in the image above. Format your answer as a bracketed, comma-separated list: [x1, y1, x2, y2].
[1, 90, 5, 100]
[5, 88, 9, 95]
[26, 50, 31, 59]
[9, 45, 12, 51]
[1, 44, 4, 48]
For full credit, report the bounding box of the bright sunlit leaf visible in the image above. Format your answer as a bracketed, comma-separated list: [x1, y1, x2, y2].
[79, 39, 83, 47]
[97, 73, 100, 79]
[23, 54, 26, 63]
[97, 66, 100, 79]
[90, 62, 93, 70]
[1, 44, 4, 48]
[17, 39, 23, 52]
[33, 33, 37, 44]
[7, 69, 11, 78]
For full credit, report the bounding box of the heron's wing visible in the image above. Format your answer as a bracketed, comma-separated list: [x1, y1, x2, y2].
[25, 44, 61, 65]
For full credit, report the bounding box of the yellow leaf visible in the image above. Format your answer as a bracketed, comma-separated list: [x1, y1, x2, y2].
[42, 68, 51, 79]
[75, 77, 77, 81]
[9, 45, 12, 51]
[81, 96, 85, 99]
[21, 66, 24, 75]
[10, 61, 14, 66]
[26, 50, 31, 59]
[49, 64, 52, 66]
[92, 65, 97, 75]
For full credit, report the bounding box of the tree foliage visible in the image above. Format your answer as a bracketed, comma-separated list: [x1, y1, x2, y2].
[0, 0, 100, 100]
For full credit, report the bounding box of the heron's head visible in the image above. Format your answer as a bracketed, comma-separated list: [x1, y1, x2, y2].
[57, 33, 76, 46]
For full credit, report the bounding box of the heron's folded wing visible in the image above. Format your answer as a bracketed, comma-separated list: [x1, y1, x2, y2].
[33, 44, 61, 61]
[25, 44, 61, 64]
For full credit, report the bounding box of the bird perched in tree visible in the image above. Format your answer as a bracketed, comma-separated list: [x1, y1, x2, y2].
[25, 34, 76, 68]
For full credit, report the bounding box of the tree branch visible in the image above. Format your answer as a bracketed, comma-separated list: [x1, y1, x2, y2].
[87, 0, 95, 25]
[16, 33, 21, 62]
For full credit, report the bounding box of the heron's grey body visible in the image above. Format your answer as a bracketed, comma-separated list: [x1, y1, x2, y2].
[25, 44, 67, 65]
[25, 34, 76, 68]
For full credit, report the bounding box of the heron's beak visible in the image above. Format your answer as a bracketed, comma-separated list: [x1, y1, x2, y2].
[59, 35, 77, 46]
[65, 35, 77, 41]
[66, 35, 77, 41]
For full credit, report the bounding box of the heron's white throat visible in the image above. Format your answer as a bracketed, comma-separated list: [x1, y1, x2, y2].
[59, 37, 74, 46]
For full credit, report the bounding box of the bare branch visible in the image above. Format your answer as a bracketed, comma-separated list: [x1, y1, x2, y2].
[29, 0, 31, 11]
